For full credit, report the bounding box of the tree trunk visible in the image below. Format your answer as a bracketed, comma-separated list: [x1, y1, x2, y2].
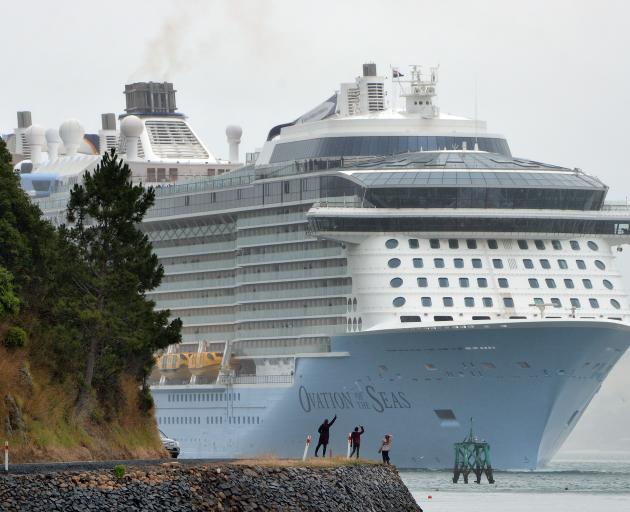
[75, 295, 104, 416]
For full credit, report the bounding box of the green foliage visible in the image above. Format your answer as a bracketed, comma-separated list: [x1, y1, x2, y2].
[0, 266, 20, 316]
[4, 326, 27, 348]
[113, 464, 125, 479]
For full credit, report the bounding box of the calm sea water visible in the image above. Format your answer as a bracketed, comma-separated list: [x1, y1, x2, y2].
[399, 452, 630, 512]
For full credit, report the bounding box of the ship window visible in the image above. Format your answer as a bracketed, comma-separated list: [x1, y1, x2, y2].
[564, 278, 575, 289]
[472, 316, 491, 320]
[477, 277, 488, 288]
[283, 181, 290, 194]
[443, 297, 454, 307]
[435, 315, 453, 322]
[492, 259, 504, 269]
[438, 277, 449, 288]
[434, 409, 457, 422]
[611, 299, 621, 309]
[552, 240, 562, 250]
[448, 239, 459, 249]
[430, 239, 440, 249]
[503, 297, 515, 308]
[517, 240, 529, 250]
[558, 259, 568, 269]
[393, 297, 406, 308]
[482, 297, 493, 307]
[570, 298, 581, 308]
[147, 168, 156, 181]
[535, 240, 546, 250]
[603, 279, 613, 289]
[466, 239, 477, 249]
[523, 259, 534, 269]
[540, 259, 551, 269]
[528, 278, 540, 288]
[550, 298, 562, 308]
[401, 315, 421, 323]
[390, 278, 403, 288]
[583, 279, 593, 289]
[472, 258, 482, 269]
[459, 277, 470, 288]
[454, 258, 464, 269]
[570, 240, 580, 250]
[413, 258, 424, 268]
[464, 297, 475, 307]
[421, 297, 432, 307]
[434, 258, 445, 268]
[409, 238, 419, 249]
[576, 260, 586, 269]
[385, 239, 399, 249]
[388, 258, 401, 268]
[487, 239, 498, 249]
[594, 260, 606, 270]
[589, 298, 600, 309]
[498, 278, 509, 288]
[545, 278, 557, 289]
[587, 241, 599, 251]
[517, 361, 530, 368]
[417, 277, 428, 287]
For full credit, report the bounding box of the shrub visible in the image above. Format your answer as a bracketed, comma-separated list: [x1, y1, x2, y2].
[113, 464, 125, 479]
[4, 326, 27, 348]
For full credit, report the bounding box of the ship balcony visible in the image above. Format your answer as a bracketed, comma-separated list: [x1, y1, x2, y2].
[236, 246, 344, 266]
[153, 241, 236, 258]
[154, 277, 236, 292]
[235, 285, 352, 303]
[155, 297, 235, 310]
[162, 259, 235, 275]
[236, 266, 347, 284]
[179, 313, 236, 326]
[233, 324, 342, 340]
[236, 211, 308, 230]
[237, 305, 348, 322]
[216, 374, 294, 385]
[236, 231, 313, 248]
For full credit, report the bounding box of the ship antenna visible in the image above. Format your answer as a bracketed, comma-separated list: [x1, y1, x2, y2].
[474, 74, 479, 150]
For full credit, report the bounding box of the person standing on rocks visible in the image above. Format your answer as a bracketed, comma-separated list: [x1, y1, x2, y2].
[349, 425, 365, 458]
[314, 414, 337, 457]
[378, 434, 392, 464]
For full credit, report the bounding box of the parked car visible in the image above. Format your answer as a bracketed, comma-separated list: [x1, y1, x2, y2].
[159, 430, 180, 458]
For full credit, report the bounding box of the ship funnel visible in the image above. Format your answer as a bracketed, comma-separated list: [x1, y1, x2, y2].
[363, 63, 377, 77]
[226, 125, 242, 163]
[99, 113, 118, 154]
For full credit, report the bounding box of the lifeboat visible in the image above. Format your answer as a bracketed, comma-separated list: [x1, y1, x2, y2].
[156, 352, 191, 380]
[187, 351, 223, 377]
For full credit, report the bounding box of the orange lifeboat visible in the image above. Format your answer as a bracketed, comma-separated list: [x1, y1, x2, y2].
[187, 351, 223, 377]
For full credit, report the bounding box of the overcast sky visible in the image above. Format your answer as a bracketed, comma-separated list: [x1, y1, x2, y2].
[2, 0, 630, 454]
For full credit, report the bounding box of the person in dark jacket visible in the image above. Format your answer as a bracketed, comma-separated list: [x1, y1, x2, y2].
[349, 425, 365, 458]
[314, 414, 337, 457]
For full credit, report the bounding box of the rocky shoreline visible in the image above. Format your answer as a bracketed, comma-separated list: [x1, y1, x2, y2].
[0, 461, 421, 511]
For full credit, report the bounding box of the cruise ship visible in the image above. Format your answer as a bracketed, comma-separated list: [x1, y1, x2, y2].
[10, 64, 630, 469]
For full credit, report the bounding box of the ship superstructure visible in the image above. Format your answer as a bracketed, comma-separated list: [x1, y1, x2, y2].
[18, 64, 630, 469]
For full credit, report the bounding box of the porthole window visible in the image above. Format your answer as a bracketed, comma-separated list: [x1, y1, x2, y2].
[551, 240, 562, 250]
[611, 299, 621, 309]
[523, 259, 534, 269]
[448, 239, 459, 249]
[466, 239, 477, 249]
[353, 298, 358, 311]
[545, 278, 557, 289]
[540, 259, 551, 269]
[464, 297, 475, 307]
[459, 277, 470, 288]
[434, 258, 445, 268]
[393, 297, 406, 308]
[589, 298, 600, 309]
[353, 318, 358, 331]
[454, 258, 464, 269]
[587, 241, 599, 251]
[570, 298, 581, 308]
[498, 278, 509, 288]
[417, 277, 428, 287]
[534, 240, 546, 250]
[347, 299, 352, 312]
[594, 260, 606, 270]
[533, 297, 544, 305]
[570, 240, 580, 251]
[564, 278, 575, 289]
[438, 277, 449, 288]
[430, 239, 440, 249]
[443, 297, 454, 307]
[482, 297, 493, 307]
[388, 258, 401, 268]
[583, 278, 593, 289]
[517, 240, 529, 250]
[528, 278, 540, 288]
[492, 259, 504, 269]
[385, 239, 399, 249]
[603, 279, 613, 290]
[503, 297, 515, 308]
[576, 260, 586, 270]
[487, 240, 498, 249]
[558, 259, 568, 269]
[390, 278, 403, 288]
[472, 258, 482, 269]
[477, 277, 488, 288]
[421, 297, 432, 307]
[413, 258, 424, 268]
[550, 298, 562, 308]
[408, 239, 419, 249]
[347, 318, 352, 330]
[358, 318, 363, 330]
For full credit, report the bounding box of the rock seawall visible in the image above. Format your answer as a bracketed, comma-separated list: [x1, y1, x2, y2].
[0, 462, 421, 511]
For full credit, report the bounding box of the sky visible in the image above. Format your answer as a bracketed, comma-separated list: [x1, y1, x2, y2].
[1, 0, 630, 454]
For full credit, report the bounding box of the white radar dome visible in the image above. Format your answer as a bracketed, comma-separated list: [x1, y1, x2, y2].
[26, 124, 46, 146]
[59, 119, 85, 155]
[45, 128, 61, 144]
[226, 125, 242, 140]
[120, 115, 144, 137]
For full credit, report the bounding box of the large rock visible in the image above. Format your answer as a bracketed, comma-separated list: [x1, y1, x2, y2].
[4, 393, 25, 436]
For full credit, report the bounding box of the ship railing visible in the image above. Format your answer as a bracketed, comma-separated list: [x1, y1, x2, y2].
[602, 203, 630, 211]
[216, 374, 294, 385]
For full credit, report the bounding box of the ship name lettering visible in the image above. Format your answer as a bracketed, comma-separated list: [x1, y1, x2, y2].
[299, 385, 410, 413]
